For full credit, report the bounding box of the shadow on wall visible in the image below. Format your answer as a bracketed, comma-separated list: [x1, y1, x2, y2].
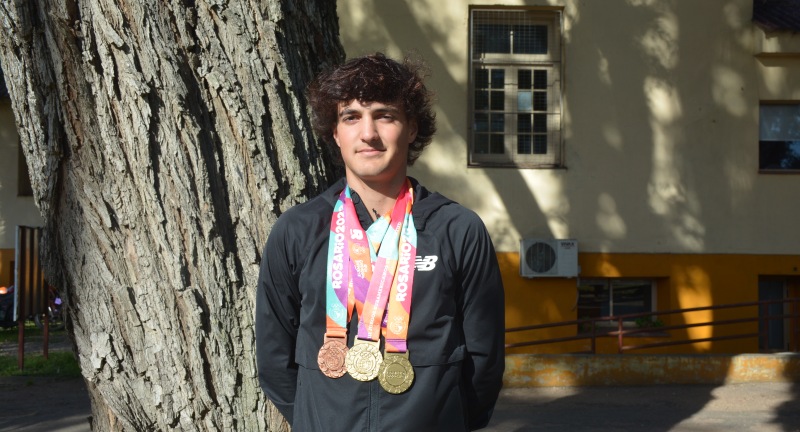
[340, 1, 556, 245]
[336, 0, 796, 428]
[337, 0, 749, 257]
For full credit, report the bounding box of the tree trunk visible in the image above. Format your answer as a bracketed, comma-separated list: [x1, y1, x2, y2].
[0, 0, 344, 430]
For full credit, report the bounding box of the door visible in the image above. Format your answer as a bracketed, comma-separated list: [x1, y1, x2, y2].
[759, 278, 787, 352]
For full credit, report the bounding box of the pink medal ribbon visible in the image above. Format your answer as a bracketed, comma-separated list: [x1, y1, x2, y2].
[377, 183, 417, 393]
[356, 183, 413, 343]
[343, 180, 415, 382]
[382, 201, 417, 354]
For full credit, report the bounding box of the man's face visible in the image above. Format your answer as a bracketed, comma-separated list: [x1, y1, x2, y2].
[333, 100, 417, 187]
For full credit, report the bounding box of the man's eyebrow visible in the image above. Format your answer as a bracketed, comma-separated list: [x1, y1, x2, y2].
[338, 104, 402, 118]
[338, 107, 360, 117]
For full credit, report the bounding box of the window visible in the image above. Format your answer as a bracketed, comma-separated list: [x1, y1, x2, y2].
[469, 9, 563, 168]
[759, 103, 800, 172]
[577, 279, 655, 327]
[752, 0, 800, 32]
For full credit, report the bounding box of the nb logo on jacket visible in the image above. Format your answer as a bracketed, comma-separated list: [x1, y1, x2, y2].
[414, 255, 438, 271]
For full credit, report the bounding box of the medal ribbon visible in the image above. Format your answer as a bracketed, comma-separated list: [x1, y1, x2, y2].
[324, 193, 352, 339]
[326, 186, 384, 338]
[356, 181, 414, 343]
[342, 187, 383, 325]
[382, 202, 417, 353]
[326, 180, 416, 348]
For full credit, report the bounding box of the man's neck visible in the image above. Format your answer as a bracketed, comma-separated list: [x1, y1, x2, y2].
[346, 174, 407, 220]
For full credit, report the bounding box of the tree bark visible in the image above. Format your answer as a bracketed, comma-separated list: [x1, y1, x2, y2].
[0, 0, 344, 430]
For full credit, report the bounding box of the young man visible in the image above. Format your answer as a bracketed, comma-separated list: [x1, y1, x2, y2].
[256, 53, 505, 431]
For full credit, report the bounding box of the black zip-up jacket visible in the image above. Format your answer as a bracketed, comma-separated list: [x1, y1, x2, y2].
[256, 178, 505, 431]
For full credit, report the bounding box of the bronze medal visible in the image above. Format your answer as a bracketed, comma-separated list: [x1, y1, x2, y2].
[379, 351, 414, 394]
[318, 338, 349, 378]
[345, 339, 382, 381]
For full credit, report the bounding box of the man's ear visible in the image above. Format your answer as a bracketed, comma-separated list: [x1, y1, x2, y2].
[333, 124, 341, 148]
[408, 120, 418, 144]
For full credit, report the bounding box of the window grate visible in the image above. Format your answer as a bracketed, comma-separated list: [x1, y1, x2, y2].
[470, 9, 563, 168]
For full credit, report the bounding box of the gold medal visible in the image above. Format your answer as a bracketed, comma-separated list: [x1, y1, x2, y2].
[379, 351, 414, 394]
[345, 339, 382, 381]
[318, 337, 348, 378]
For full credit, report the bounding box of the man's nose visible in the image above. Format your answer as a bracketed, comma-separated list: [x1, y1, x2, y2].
[360, 119, 379, 142]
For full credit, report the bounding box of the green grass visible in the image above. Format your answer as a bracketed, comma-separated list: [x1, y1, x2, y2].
[0, 351, 81, 377]
[0, 323, 41, 342]
[0, 325, 79, 377]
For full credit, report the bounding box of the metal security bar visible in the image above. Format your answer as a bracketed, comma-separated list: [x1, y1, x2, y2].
[506, 298, 800, 354]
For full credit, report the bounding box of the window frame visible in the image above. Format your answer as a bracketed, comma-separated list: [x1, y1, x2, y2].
[577, 278, 658, 329]
[468, 7, 565, 169]
[758, 101, 800, 174]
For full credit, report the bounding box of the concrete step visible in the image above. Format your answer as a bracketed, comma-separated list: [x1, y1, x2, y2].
[505, 353, 800, 387]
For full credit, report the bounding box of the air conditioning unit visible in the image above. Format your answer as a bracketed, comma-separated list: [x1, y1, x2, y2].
[519, 239, 579, 278]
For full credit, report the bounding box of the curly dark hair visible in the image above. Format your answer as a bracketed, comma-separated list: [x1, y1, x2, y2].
[306, 52, 436, 166]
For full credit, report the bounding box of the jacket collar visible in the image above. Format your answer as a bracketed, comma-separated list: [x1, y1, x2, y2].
[320, 177, 453, 231]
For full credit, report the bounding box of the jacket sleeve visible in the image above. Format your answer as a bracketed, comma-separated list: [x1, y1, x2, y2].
[457, 215, 505, 431]
[255, 217, 302, 424]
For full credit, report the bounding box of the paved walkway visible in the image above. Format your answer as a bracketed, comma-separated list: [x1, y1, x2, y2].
[1, 379, 799, 431]
[0, 376, 90, 432]
[489, 382, 800, 432]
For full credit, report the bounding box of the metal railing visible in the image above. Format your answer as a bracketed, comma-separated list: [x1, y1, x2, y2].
[505, 298, 800, 354]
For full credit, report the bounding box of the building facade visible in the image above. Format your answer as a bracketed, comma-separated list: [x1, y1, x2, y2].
[1, 1, 798, 354]
[0, 86, 45, 288]
[337, 0, 800, 354]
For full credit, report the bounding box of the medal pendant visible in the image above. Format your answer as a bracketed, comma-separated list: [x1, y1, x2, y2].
[318, 337, 349, 378]
[345, 339, 382, 381]
[379, 351, 414, 394]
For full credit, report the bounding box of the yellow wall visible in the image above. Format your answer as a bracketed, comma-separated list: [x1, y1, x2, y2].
[503, 252, 800, 354]
[337, 0, 800, 255]
[337, 0, 800, 355]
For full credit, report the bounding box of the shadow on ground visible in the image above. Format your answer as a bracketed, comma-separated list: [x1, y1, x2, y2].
[0, 376, 90, 432]
[488, 383, 800, 432]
